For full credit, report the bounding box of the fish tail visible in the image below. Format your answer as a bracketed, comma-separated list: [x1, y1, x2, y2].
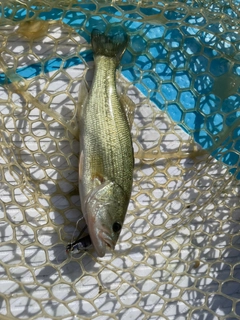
[91, 28, 129, 60]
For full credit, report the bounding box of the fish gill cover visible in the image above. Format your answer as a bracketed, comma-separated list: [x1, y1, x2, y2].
[0, 0, 239, 319]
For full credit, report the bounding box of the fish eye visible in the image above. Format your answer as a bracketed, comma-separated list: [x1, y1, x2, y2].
[112, 222, 122, 233]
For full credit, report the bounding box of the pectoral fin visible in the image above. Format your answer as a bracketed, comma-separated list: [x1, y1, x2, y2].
[86, 180, 114, 205]
[89, 153, 104, 189]
[79, 152, 105, 185]
[92, 172, 105, 186]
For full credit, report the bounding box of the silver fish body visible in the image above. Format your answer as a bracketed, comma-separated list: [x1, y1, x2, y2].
[78, 29, 134, 257]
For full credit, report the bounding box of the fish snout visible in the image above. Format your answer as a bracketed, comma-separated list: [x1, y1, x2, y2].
[99, 229, 115, 250]
[88, 223, 115, 257]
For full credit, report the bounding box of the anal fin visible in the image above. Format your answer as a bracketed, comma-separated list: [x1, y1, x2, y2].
[76, 79, 89, 121]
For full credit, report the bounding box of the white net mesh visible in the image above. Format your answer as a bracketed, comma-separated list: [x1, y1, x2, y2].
[0, 1, 240, 319]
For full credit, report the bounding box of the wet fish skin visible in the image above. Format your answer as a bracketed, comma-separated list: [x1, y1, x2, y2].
[78, 29, 134, 257]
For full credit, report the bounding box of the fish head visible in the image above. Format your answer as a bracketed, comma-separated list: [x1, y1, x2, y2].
[85, 181, 129, 257]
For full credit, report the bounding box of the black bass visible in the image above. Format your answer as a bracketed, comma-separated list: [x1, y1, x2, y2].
[78, 29, 134, 257]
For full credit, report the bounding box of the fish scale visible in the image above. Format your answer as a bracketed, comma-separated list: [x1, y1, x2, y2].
[82, 55, 133, 196]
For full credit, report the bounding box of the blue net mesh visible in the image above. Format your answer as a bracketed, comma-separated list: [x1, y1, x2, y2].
[1, 0, 240, 177]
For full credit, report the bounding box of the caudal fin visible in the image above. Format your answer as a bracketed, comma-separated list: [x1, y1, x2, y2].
[91, 28, 129, 60]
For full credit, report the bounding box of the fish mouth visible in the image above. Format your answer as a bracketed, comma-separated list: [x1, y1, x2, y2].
[88, 225, 115, 257]
[99, 230, 115, 250]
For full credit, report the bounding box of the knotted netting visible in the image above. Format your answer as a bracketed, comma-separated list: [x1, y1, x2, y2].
[0, 1, 240, 319]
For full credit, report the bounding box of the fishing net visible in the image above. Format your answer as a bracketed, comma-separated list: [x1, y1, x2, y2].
[0, 0, 240, 319]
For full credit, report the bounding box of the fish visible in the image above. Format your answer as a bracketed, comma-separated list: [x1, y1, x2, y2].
[77, 28, 134, 257]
